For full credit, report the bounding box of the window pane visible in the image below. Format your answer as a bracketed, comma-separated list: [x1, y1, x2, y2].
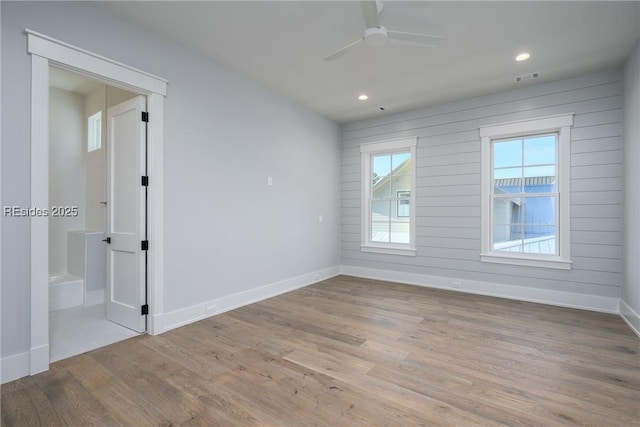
[522, 226, 556, 255]
[493, 139, 522, 168]
[494, 167, 521, 180]
[492, 219, 515, 244]
[493, 226, 523, 253]
[494, 168, 522, 194]
[524, 165, 555, 178]
[88, 111, 102, 152]
[372, 154, 391, 178]
[372, 179, 391, 198]
[392, 152, 410, 173]
[523, 197, 556, 228]
[390, 200, 410, 244]
[397, 200, 410, 218]
[524, 135, 555, 166]
[391, 174, 411, 196]
[492, 196, 557, 255]
[493, 196, 521, 235]
[371, 200, 391, 243]
[523, 174, 556, 193]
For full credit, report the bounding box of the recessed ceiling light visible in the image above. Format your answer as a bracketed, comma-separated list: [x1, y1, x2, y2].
[516, 52, 531, 62]
[358, 94, 369, 101]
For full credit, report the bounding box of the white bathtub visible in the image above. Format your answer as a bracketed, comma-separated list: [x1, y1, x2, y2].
[49, 273, 83, 311]
[49, 230, 106, 311]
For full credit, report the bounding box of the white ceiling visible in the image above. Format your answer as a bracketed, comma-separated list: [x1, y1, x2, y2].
[49, 66, 104, 95]
[99, 1, 640, 123]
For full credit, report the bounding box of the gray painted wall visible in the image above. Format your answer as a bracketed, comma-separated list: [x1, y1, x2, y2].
[84, 85, 107, 233]
[49, 87, 86, 276]
[622, 40, 640, 314]
[1, 2, 341, 358]
[341, 70, 623, 299]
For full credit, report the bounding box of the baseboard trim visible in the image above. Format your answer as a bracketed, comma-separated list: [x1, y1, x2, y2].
[85, 289, 105, 306]
[161, 266, 340, 333]
[1, 343, 51, 384]
[619, 299, 640, 337]
[1, 351, 31, 384]
[30, 344, 49, 376]
[339, 265, 620, 314]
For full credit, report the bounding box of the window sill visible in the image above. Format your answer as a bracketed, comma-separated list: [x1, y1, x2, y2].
[361, 245, 417, 257]
[480, 253, 571, 270]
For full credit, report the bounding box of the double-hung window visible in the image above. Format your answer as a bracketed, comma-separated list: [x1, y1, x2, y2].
[360, 137, 417, 256]
[480, 114, 573, 269]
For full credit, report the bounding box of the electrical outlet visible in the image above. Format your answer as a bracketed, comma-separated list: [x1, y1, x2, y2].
[452, 281, 462, 289]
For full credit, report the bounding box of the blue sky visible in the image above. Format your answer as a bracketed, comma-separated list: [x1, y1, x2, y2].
[372, 152, 410, 178]
[493, 134, 556, 179]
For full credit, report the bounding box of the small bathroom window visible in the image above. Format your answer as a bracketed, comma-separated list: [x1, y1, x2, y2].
[87, 111, 102, 152]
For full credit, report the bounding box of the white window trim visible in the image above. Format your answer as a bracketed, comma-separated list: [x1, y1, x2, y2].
[360, 137, 417, 256]
[479, 114, 573, 270]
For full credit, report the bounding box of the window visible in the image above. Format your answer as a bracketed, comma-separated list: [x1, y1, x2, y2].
[88, 111, 102, 152]
[360, 137, 417, 256]
[480, 114, 573, 269]
[493, 134, 557, 253]
[397, 191, 410, 217]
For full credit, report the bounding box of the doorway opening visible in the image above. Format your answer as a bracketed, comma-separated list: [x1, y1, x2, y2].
[28, 29, 167, 376]
[48, 67, 144, 361]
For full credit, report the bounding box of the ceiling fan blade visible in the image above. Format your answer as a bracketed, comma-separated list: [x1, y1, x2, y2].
[360, 1, 380, 28]
[323, 38, 363, 62]
[387, 30, 444, 48]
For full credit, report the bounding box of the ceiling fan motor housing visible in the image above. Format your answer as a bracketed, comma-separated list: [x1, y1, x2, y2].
[364, 26, 388, 47]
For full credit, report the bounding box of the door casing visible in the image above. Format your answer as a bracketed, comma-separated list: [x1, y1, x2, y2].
[27, 29, 167, 376]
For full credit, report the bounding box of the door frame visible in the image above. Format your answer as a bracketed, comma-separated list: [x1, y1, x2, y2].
[27, 29, 167, 375]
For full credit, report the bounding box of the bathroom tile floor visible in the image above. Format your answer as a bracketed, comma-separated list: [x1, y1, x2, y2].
[49, 304, 140, 362]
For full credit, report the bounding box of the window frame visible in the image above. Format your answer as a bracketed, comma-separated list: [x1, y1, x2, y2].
[479, 114, 573, 270]
[360, 137, 417, 256]
[396, 190, 411, 218]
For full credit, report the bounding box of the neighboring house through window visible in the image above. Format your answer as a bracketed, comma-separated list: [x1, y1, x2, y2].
[360, 137, 417, 256]
[396, 190, 411, 217]
[479, 114, 573, 269]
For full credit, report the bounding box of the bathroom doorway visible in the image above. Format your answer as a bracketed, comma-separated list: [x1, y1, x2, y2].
[28, 30, 166, 376]
[48, 66, 144, 362]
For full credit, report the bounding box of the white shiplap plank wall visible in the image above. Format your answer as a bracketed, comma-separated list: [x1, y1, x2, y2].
[341, 69, 622, 299]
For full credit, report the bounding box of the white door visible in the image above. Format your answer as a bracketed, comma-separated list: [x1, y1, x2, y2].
[106, 95, 147, 332]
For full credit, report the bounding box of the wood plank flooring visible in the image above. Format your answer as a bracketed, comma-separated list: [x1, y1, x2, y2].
[2, 275, 639, 426]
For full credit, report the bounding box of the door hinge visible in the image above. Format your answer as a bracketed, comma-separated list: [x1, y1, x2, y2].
[141, 240, 149, 251]
[141, 111, 149, 122]
[141, 304, 149, 315]
[141, 176, 149, 186]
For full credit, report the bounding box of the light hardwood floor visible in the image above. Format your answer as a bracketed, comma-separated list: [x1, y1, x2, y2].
[2, 275, 639, 426]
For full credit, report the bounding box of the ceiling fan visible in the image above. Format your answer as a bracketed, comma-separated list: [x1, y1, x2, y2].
[323, 0, 444, 62]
